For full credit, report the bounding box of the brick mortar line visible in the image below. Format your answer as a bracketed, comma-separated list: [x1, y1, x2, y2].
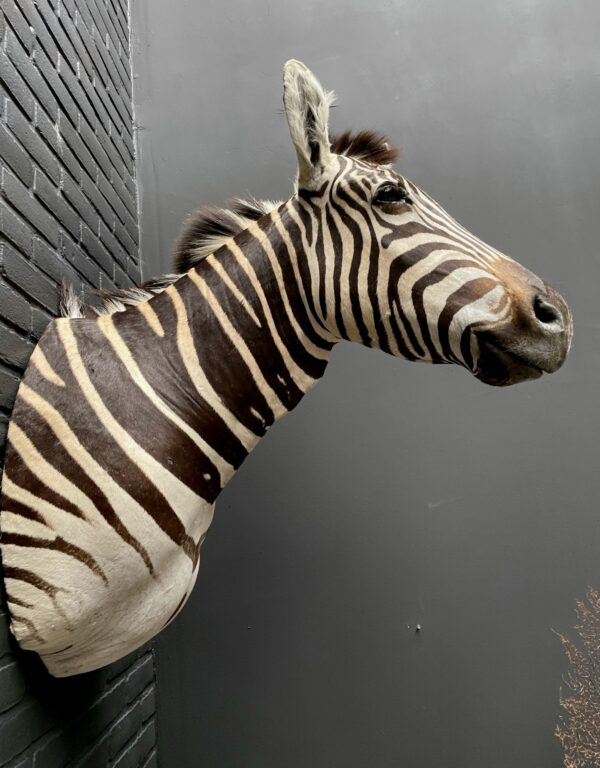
[69, 679, 157, 767]
[72, 0, 133, 107]
[1, 111, 137, 262]
[54, 1, 135, 137]
[3, 10, 135, 178]
[0, 51, 138, 228]
[105, 701, 157, 766]
[1, 653, 156, 768]
[0, 190, 113, 292]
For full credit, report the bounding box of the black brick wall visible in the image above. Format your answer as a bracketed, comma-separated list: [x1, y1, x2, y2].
[0, 0, 158, 765]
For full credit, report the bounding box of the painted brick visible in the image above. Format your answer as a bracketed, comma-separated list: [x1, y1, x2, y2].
[60, 231, 103, 287]
[33, 169, 81, 241]
[61, 170, 100, 233]
[108, 690, 153, 761]
[120, 166, 137, 203]
[99, 219, 128, 268]
[6, 102, 62, 185]
[114, 119, 135, 161]
[0, 659, 27, 714]
[0, 0, 154, 764]
[76, 113, 116, 182]
[1, 169, 60, 247]
[0, 693, 61, 764]
[32, 106, 58, 157]
[0, 83, 7, 122]
[88, 0, 127, 63]
[112, 719, 157, 768]
[0, 365, 21, 411]
[32, 0, 80, 78]
[55, 108, 95, 179]
[0, 279, 32, 334]
[31, 236, 78, 288]
[74, 9, 112, 91]
[0, 323, 35, 370]
[127, 258, 142, 287]
[8, 753, 33, 768]
[87, 8, 130, 97]
[79, 112, 129, 183]
[107, 123, 134, 170]
[80, 223, 114, 275]
[57, 54, 98, 132]
[0, 415, 9, 464]
[86, 656, 155, 743]
[80, 168, 116, 229]
[0, 48, 35, 120]
[0, 199, 34, 256]
[1, 243, 59, 314]
[30, 307, 53, 341]
[55, 4, 96, 86]
[0, 611, 15, 659]
[90, 25, 129, 103]
[96, 171, 134, 227]
[32, 717, 88, 767]
[2, 2, 35, 54]
[112, 262, 130, 289]
[113, 217, 137, 254]
[32, 43, 78, 127]
[107, 0, 129, 44]
[141, 748, 159, 768]
[60, 0, 76, 17]
[5, 29, 59, 124]
[99, 119, 133, 174]
[0, 123, 34, 188]
[73, 0, 95, 41]
[16, 0, 60, 67]
[76, 63, 111, 135]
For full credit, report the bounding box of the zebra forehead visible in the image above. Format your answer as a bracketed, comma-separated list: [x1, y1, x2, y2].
[330, 130, 400, 166]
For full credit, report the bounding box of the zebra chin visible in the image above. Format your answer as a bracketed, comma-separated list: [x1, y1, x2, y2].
[472, 332, 569, 387]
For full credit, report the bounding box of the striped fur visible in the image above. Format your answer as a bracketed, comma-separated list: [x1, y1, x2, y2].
[0, 61, 572, 676]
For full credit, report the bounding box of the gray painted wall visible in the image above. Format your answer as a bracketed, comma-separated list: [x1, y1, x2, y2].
[131, 1, 599, 765]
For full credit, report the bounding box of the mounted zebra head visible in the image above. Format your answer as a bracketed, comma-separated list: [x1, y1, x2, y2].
[282, 60, 572, 385]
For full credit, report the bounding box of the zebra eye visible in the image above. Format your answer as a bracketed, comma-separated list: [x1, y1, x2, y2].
[373, 184, 411, 206]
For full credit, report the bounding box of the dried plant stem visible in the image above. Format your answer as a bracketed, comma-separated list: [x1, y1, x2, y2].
[556, 588, 600, 767]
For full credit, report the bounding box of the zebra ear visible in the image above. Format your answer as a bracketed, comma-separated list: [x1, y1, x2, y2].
[283, 60, 334, 189]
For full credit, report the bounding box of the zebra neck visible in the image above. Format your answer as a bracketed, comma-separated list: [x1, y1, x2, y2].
[154, 205, 336, 492]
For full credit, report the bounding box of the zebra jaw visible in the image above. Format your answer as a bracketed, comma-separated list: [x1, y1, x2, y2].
[474, 336, 545, 386]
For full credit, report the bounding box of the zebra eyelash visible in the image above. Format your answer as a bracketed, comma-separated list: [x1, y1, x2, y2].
[372, 183, 413, 206]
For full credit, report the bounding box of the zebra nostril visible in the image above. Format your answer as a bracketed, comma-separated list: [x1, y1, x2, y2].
[533, 294, 563, 328]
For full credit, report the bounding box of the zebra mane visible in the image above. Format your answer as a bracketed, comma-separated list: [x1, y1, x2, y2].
[173, 196, 279, 273]
[60, 197, 280, 318]
[60, 134, 399, 319]
[330, 129, 400, 165]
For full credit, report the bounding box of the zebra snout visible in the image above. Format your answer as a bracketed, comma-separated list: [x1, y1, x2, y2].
[525, 282, 573, 371]
[531, 291, 568, 334]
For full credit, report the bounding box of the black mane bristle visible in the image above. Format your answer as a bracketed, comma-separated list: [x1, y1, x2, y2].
[330, 130, 400, 165]
[228, 196, 274, 222]
[173, 207, 243, 273]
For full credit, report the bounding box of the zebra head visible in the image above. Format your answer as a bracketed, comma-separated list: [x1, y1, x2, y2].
[283, 60, 572, 386]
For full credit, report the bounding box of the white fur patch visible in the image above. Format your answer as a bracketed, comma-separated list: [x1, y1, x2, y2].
[283, 60, 335, 188]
